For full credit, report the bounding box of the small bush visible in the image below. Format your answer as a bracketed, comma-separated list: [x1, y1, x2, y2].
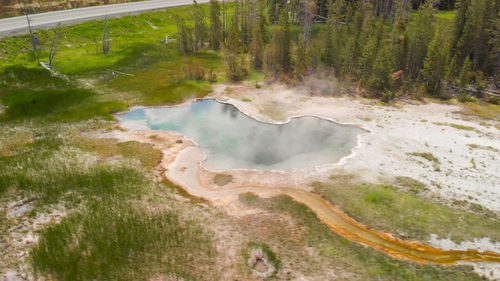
[381, 91, 395, 103]
[449, 123, 474, 131]
[396, 176, 427, 193]
[408, 152, 440, 164]
[183, 62, 205, 80]
[207, 69, 218, 82]
[363, 189, 394, 205]
[244, 242, 281, 274]
[225, 54, 248, 81]
[457, 92, 476, 103]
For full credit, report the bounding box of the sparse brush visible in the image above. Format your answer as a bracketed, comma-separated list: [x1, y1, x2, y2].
[183, 62, 205, 80]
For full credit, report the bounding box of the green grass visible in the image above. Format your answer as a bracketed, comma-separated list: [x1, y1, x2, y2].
[312, 178, 499, 243]
[0, 4, 229, 280]
[239, 193, 482, 281]
[457, 102, 500, 121]
[0, 65, 70, 89]
[433, 122, 478, 131]
[243, 242, 281, 275]
[0, 66, 126, 122]
[0, 6, 191, 67]
[31, 200, 217, 281]
[246, 71, 266, 82]
[434, 10, 456, 20]
[467, 143, 499, 153]
[396, 176, 428, 193]
[100, 44, 221, 105]
[76, 138, 163, 169]
[0, 4, 226, 106]
[449, 123, 475, 131]
[0, 141, 143, 205]
[357, 115, 373, 122]
[407, 152, 440, 164]
[0, 122, 219, 280]
[0, 88, 126, 122]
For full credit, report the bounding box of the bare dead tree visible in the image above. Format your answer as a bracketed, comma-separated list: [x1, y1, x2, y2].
[49, 23, 61, 66]
[301, 0, 314, 44]
[222, 0, 227, 42]
[24, 9, 40, 64]
[102, 17, 110, 54]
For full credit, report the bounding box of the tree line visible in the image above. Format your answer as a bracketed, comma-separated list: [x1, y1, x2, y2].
[176, 0, 499, 101]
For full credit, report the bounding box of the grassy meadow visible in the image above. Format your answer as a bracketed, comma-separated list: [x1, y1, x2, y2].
[313, 175, 499, 243]
[0, 4, 225, 106]
[0, 5, 225, 280]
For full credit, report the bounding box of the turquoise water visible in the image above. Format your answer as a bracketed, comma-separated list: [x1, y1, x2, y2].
[117, 99, 366, 171]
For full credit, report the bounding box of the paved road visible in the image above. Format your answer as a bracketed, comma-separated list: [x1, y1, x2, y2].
[0, 0, 208, 38]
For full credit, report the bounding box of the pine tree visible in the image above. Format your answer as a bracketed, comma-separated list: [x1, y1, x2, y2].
[192, 0, 207, 52]
[406, 1, 434, 78]
[492, 11, 500, 79]
[454, 0, 496, 74]
[267, 9, 292, 73]
[391, 0, 409, 72]
[367, 45, 394, 94]
[279, 9, 291, 72]
[359, 18, 383, 79]
[322, 0, 346, 71]
[176, 16, 192, 53]
[240, 0, 252, 49]
[268, 0, 280, 23]
[455, 0, 474, 62]
[250, 0, 265, 70]
[446, 55, 458, 81]
[322, 19, 335, 66]
[471, 0, 496, 73]
[344, 1, 365, 73]
[263, 8, 291, 74]
[224, 15, 247, 80]
[209, 0, 222, 49]
[421, 26, 450, 96]
[458, 56, 472, 87]
[451, 0, 469, 53]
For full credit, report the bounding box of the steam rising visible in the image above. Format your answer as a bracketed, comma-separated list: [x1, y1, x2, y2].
[117, 100, 365, 170]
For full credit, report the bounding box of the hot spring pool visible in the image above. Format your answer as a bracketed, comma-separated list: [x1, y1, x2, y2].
[117, 99, 366, 171]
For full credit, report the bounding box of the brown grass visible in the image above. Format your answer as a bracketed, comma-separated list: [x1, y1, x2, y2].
[214, 174, 233, 186]
[456, 102, 500, 121]
[75, 137, 162, 169]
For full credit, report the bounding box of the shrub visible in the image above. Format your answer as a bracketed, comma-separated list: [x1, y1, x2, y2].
[457, 92, 476, 103]
[183, 62, 205, 80]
